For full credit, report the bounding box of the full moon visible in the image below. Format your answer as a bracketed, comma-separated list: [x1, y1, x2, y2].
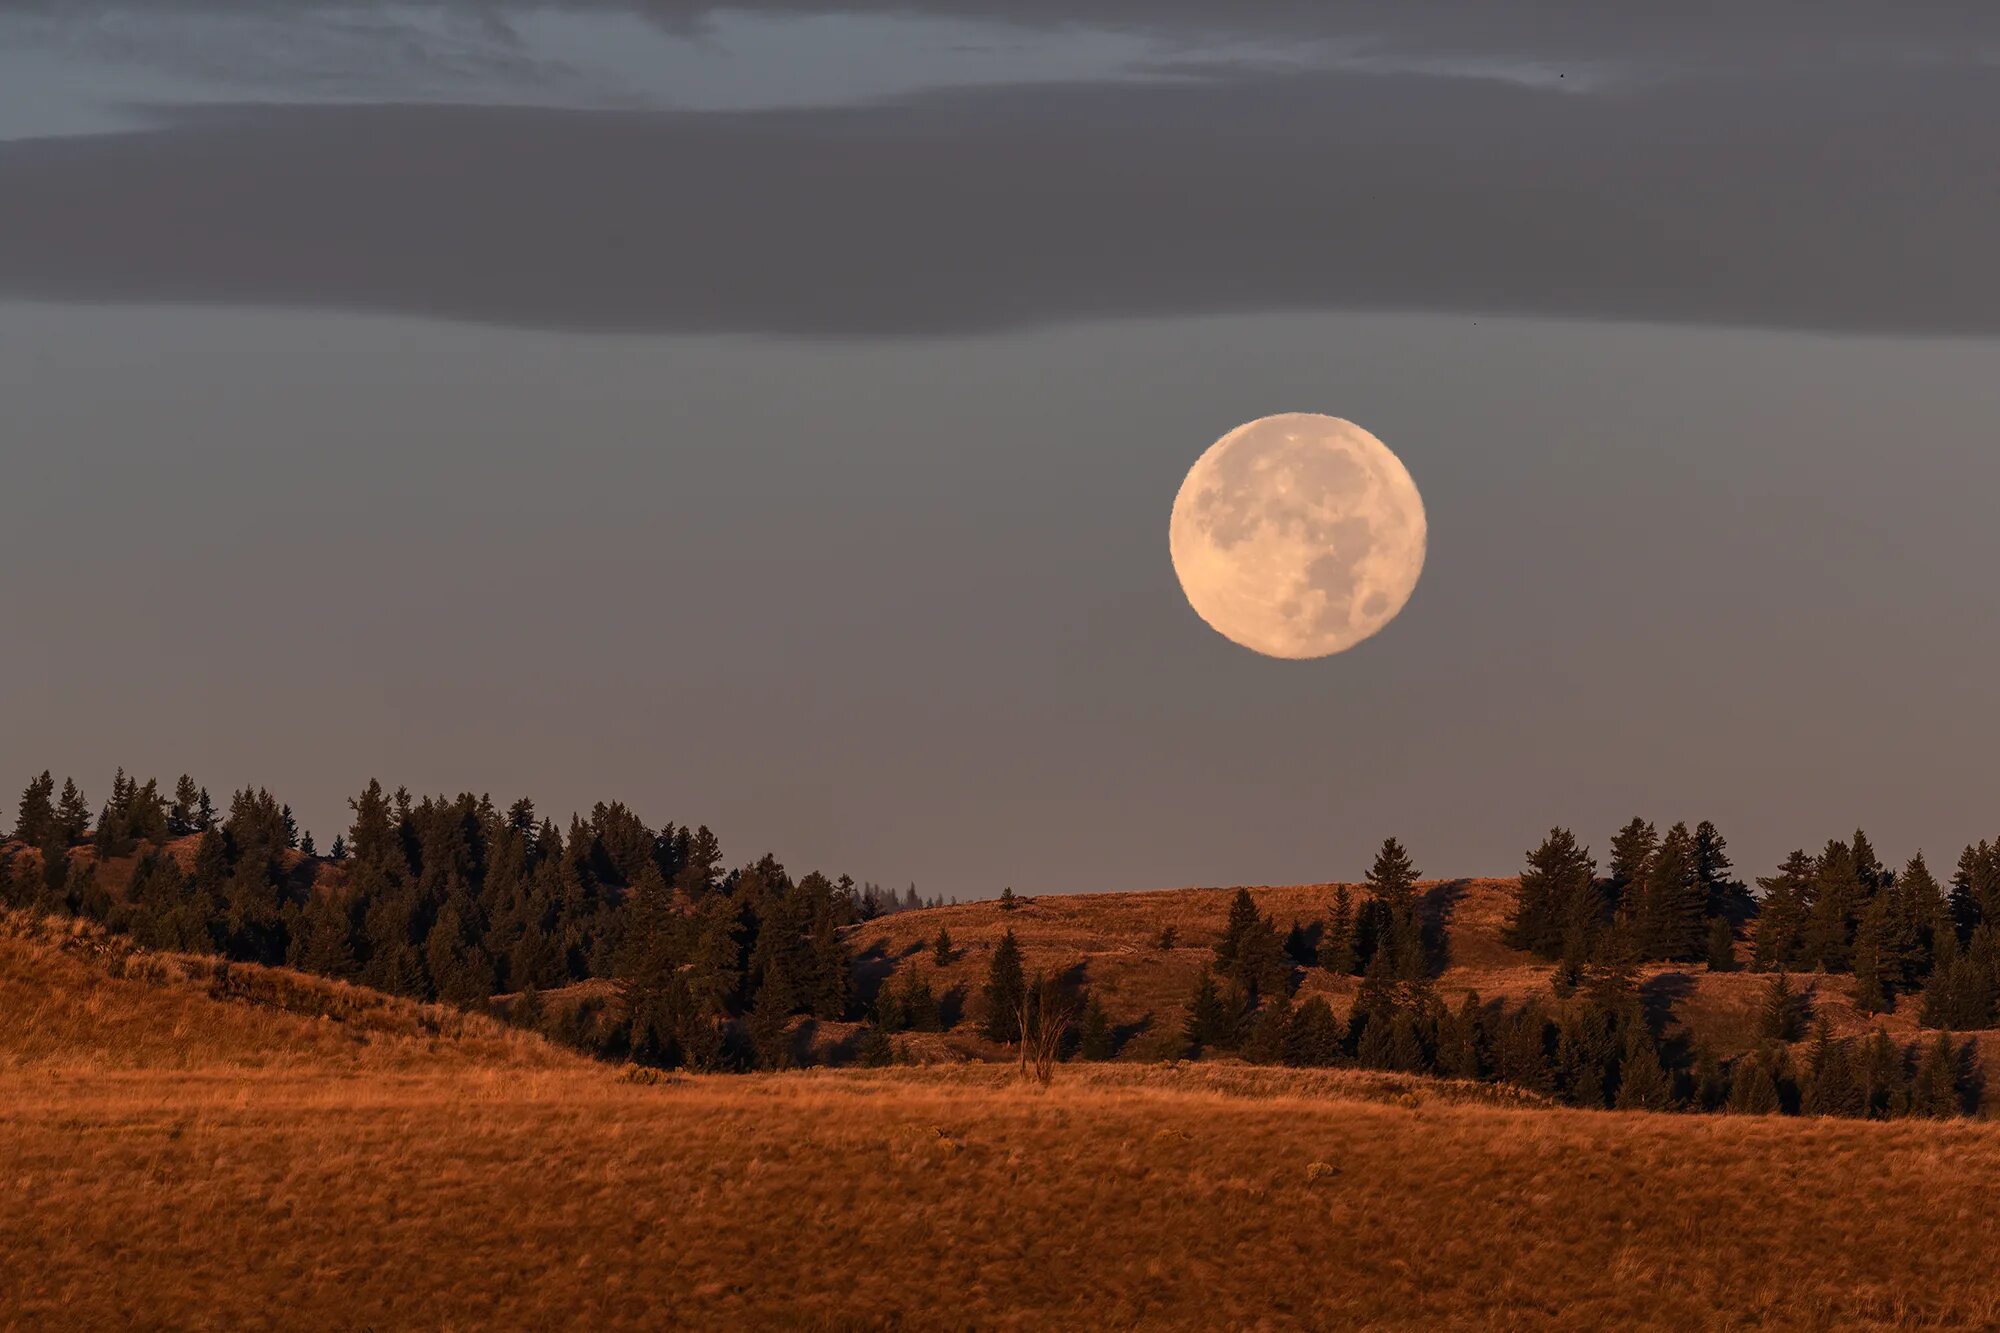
[1169, 413, 1427, 659]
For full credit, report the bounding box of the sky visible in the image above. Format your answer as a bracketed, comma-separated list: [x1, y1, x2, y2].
[3, 3, 1999, 897]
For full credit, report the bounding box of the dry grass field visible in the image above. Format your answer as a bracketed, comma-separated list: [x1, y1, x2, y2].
[9, 906, 2000, 1329]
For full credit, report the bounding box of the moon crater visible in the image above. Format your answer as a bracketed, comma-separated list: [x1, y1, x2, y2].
[1169, 413, 1426, 659]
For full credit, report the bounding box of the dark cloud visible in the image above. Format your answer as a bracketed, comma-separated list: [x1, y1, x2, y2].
[9, 2, 2000, 59]
[4, 62, 1998, 337]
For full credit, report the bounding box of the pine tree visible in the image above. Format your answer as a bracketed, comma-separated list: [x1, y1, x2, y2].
[748, 996, 793, 1071]
[1355, 1004, 1397, 1070]
[998, 886, 1018, 912]
[1691, 1043, 1730, 1112]
[328, 834, 348, 862]
[1283, 995, 1345, 1068]
[1557, 1003, 1619, 1108]
[1859, 1028, 1905, 1118]
[1365, 837, 1427, 979]
[1919, 930, 1997, 1031]
[168, 775, 200, 837]
[295, 890, 358, 978]
[1506, 828, 1596, 960]
[1950, 841, 2000, 932]
[59, 855, 102, 918]
[1637, 823, 1706, 962]
[1550, 936, 1583, 1000]
[1890, 853, 1948, 987]
[1727, 1053, 1782, 1115]
[36, 833, 70, 904]
[1078, 995, 1114, 1060]
[1694, 820, 1747, 918]
[12, 772, 56, 846]
[1851, 829, 1887, 897]
[1800, 1019, 1864, 1117]
[1232, 916, 1293, 1001]
[1242, 992, 1292, 1064]
[346, 780, 402, 874]
[1613, 1022, 1674, 1111]
[1347, 949, 1397, 1057]
[1215, 888, 1262, 967]
[896, 970, 942, 1032]
[1606, 817, 1658, 919]
[1850, 930, 1889, 1016]
[1851, 891, 1896, 1013]
[1706, 916, 1737, 972]
[1752, 851, 1815, 971]
[54, 778, 90, 845]
[809, 909, 850, 1020]
[1365, 836, 1420, 914]
[1182, 968, 1232, 1053]
[125, 778, 167, 847]
[1323, 886, 1358, 975]
[299, 830, 317, 858]
[854, 1023, 895, 1067]
[933, 926, 954, 965]
[1436, 992, 1484, 1080]
[1801, 838, 1864, 972]
[94, 769, 136, 857]
[1386, 1008, 1428, 1073]
[1578, 922, 1638, 1018]
[1758, 971, 1807, 1042]
[1910, 1031, 1963, 1118]
[425, 892, 494, 1007]
[981, 929, 1026, 1042]
[1493, 1004, 1556, 1095]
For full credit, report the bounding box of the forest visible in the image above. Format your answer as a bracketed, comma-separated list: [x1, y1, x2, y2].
[4, 769, 1997, 1119]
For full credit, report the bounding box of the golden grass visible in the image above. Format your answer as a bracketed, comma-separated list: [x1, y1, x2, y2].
[12, 1059, 2000, 1329]
[0, 911, 567, 1074]
[8, 908, 2000, 1328]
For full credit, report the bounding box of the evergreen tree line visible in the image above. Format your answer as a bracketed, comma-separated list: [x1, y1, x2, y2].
[4, 770, 944, 1071]
[1498, 821, 2000, 1032]
[859, 925, 1121, 1068]
[1173, 840, 1444, 1064]
[1752, 834, 2000, 1029]
[1182, 897, 1981, 1118]
[1505, 819, 1751, 975]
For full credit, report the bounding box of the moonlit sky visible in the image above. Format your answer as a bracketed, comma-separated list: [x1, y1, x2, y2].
[4, 3, 2000, 897]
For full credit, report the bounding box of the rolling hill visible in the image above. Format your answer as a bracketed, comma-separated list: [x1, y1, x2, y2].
[6, 902, 2000, 1328]
[842, 878, 1960, 1070]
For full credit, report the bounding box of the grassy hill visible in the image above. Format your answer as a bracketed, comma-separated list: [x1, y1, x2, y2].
[844, 878, 1961, 1068]
[7, 910, 2000, 1327]
[16, 830, 1977, 1075]
[0, 909, 567, 1073]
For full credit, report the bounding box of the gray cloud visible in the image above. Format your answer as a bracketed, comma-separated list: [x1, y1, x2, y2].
[10, 2, 2000, 55]
[3, 62, 1998, 337]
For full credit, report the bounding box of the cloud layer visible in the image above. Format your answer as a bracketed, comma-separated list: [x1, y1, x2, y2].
[4, 61, 1996, 337]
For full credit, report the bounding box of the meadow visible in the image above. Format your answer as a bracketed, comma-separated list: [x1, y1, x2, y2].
[7, 909, 2000, 1330]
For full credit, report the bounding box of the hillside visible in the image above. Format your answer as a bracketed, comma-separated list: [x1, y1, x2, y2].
[0, 909, 569, 1074]
[845, 878, 1958, 1067]
[5, 920, 2000, 1327]
[7, 901, 2000, 1327]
